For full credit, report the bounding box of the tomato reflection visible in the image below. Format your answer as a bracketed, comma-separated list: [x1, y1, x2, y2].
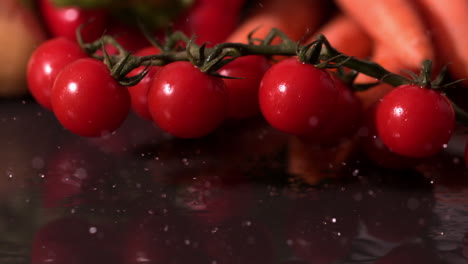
[285, 188, 359, 264]
[374, 243, 442, 264]
[31, 217, 122, 264]
[358, 168, 434, 243]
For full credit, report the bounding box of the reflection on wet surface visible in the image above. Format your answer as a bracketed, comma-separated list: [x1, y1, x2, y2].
[1, 97, 468, 263]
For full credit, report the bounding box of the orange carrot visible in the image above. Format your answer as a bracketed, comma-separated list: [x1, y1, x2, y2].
[225, 0, 329, 44]
[355, 42, 410, 84]
[415, 0, 468, 85]
[310, 14, 372, 59]
[335, 0, 434, 70]
[354, 42, 411, 110]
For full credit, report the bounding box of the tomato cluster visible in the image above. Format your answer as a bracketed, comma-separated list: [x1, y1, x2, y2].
[26, 0, 464, 168]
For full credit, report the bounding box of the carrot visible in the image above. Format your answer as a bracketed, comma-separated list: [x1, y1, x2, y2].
[225, 0, 329, 44]
[354, 42, 411, 110]
[310, 14, 372, 59]
[415, 0, 468, 85]
[335, 0, 434, 70]
[288, 136, 356, 185]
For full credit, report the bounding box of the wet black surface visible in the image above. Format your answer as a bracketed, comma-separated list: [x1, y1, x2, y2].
[1, 96, 468, 264]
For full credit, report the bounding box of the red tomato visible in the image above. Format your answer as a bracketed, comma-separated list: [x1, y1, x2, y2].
[173, 2, 240, 46]
[360, 104, 422, 169]
[259, 58, 338, 135]
[376, 85, 455, 158]
[198, 0, 247, 12]
[311, 76, 362, 145]
[218, 55, 271, 119]
[27, 37, 87, 110]
[98, 22, 150, 55]
[127, 46, 161, 120]
[39, 0, 108, 42]
[148, 61, 228, 138]
[51, 58, 130, 137]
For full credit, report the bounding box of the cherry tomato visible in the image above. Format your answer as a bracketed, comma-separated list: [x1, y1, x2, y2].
[376, 85, 455, 158]
[98, 21, 150, 55]
[259, 58, 338, 135]
[198, 0, 247, 12]
[173, 2, 240, 46]
[39, 0, 108, 43]
[27, 37, 87, 110]
[218, 55, 271, 119]
[127, 46, 161, 120]
[51, 58, 130, 137]
[148, 61, 228, 138]
[360, 104, 422, 169]
[310, 76, 362, 145]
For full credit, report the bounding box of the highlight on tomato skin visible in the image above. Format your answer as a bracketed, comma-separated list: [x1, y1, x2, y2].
[359, 103, 424, 169]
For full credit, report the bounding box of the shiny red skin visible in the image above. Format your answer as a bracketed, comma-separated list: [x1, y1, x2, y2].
[360, 104, 422, 169]
[376, 85, 455, 158]
[51, 58, 130, 137]
[312, 76, 363, 145]
[148, 61, 228, 138]
[218, 55, 271, 119]
[39, 0, 108, 42]
[173, 0, 242, 46]
[27, 37, 87, 110]
[259, 58, 338, 135]
[127, 46, 161, 120]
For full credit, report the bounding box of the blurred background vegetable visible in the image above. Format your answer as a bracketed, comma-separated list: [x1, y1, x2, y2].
[0, 0, 46, 97]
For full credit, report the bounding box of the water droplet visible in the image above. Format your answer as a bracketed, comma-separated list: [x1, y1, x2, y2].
[181, 158, 189, 166]
[211, 227, 218, 234]
[184, 239, 191, 245]
[242, 220, 252, 227]
[331, 218, 337, 223]
[442, 144, 448, 149]
[89, 226, 97, 234]
[352, 169, 359, 177]
[353, 192, 363, 201]
[147, 210, 154, 215]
